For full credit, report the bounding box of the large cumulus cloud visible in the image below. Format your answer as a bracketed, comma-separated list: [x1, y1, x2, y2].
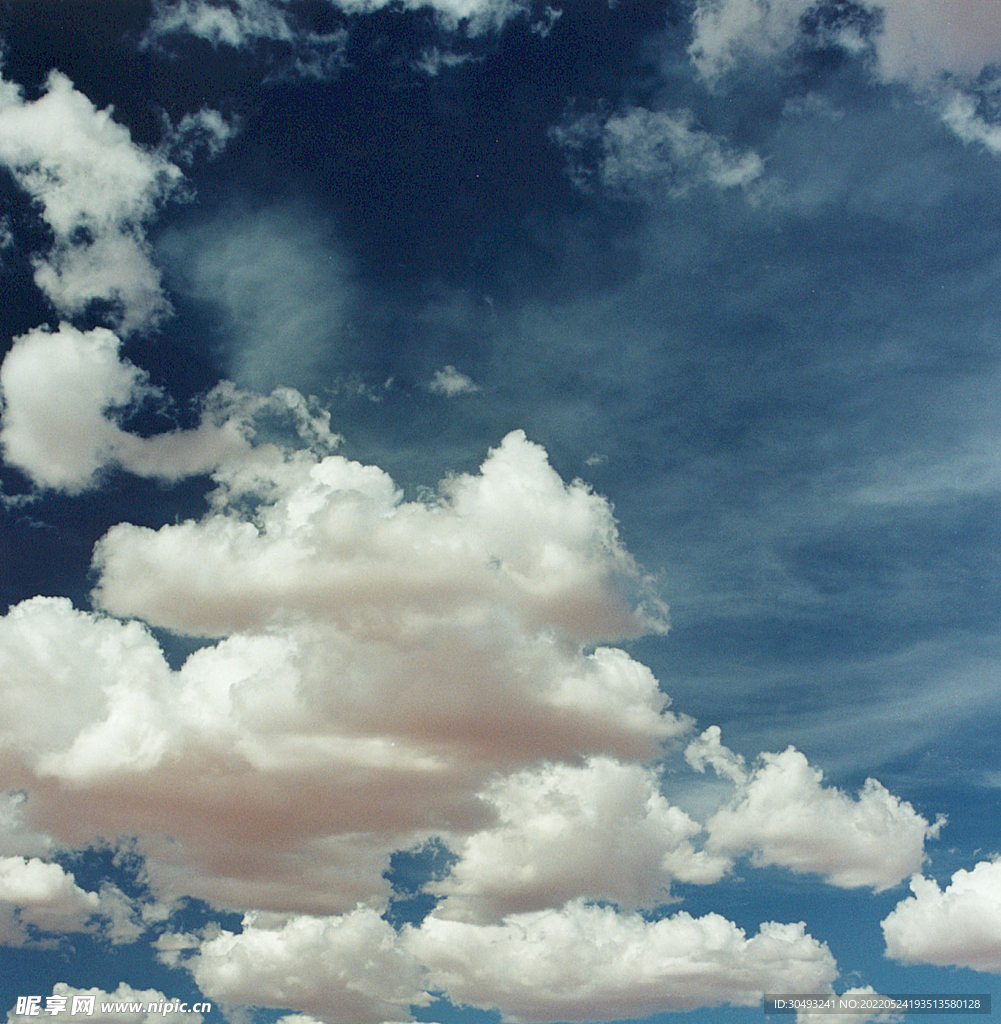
[0, 260, 947, 1020]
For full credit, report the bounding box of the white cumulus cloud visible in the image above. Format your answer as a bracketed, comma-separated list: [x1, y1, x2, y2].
[433, 756, 728, 922]
[0, 72, 184, 333]
[408, 900, 839, 1022]
[0, 322, 945, 1019]
[176, 909, 429, 1024]
[0, 323, 338, 494]
[428, 365, 480, 396]
[881, 858, 1001, 973]
[689, 729, 944, 889]
[5, 983, 204, 1024]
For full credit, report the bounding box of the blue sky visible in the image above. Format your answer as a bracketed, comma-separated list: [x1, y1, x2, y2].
[0, 1, 999, 1023]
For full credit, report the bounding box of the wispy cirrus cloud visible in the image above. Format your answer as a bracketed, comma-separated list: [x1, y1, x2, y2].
[551, 105, 764, 201]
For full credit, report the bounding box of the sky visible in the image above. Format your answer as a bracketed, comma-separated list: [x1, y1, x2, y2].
[0, 1, 999, 1023]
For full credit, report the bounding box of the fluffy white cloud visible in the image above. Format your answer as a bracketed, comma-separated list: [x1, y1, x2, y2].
[0, 855, 144, 947]
[552, 106, 764, 200]
[408, 900, 838, 1022]
[881, 858, 1001, 972]
[433, 757, 728, 922]
[0, 856, 99, 944]
[0, 385, 685, 916]
[0, 323, 336, 494]
[165, 108, 241, 163]
[795, 987, 904, 1024]
[91, 428, 667, 645]
[0, 73, 183, 333]
[688, 729, 943, 889]
[5, 983, 204, 1024]
[0, 329, 936, 1016]
[177, 909, 429, 1024]
[939, 88, 1001, 156]
[428, 365, 480, 396]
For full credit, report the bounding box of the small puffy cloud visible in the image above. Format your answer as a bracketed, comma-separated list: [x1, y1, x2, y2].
[413, 47, 479, 76]
[0, 72, 184, 333]
[0, 324, 158, 493]
[939, 88, 1001, 156]
[551, 106, 764, 201]
[881, 858, 1001, 973]
[0, 856, 99, 944]
[795, 987, 904, 1024]
[0, 323, 337, 494]
[5, 983, 204, 1024]
[689, 730, 943, 889]
[433, 756, 727, 922]
[685, 723, 747, 784]
[407, 900, 838, 1022]
[176, 909, 429, 1024]
[428, 365, 480, 396]
[164, 108, 241, 163]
